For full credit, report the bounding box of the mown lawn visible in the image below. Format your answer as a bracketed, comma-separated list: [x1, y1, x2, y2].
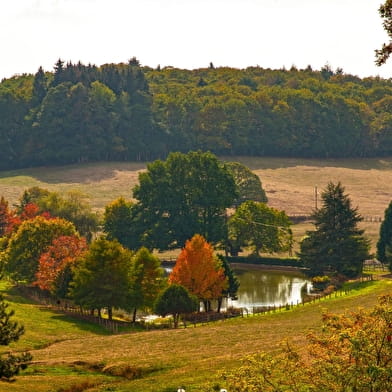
[2, 278, 391, 392]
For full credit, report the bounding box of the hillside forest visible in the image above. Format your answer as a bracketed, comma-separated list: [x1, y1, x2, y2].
[1, 59, 392, 170]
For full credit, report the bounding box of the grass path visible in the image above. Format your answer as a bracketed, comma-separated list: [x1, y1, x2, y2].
[3, 279, 391, 392]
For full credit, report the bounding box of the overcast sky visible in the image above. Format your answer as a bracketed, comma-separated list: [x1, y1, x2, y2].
[1, 0, 391, 80]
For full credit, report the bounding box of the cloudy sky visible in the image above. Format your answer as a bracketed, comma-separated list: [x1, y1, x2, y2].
[1, 0, 391, 80]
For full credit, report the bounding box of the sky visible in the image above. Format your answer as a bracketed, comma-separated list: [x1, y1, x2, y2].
[1, 0, 392, 80]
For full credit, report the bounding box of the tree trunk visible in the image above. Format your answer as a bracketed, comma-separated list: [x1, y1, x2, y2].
[132, 308, 137, 323]
[173, 313, 179, 328]
[108, 306, 113, 320]
[217, 297, 223, 313]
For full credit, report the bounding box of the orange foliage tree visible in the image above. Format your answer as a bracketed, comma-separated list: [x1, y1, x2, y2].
[169, 234, 227, 311]
[34, 235, 88, 295]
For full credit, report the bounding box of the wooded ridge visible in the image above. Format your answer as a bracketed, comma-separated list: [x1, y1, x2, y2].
[1, 59, 392, 169]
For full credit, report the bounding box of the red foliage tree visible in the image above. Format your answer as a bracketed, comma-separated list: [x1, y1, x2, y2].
[34, 235, 87, 293]
[169, 234, 227, 311]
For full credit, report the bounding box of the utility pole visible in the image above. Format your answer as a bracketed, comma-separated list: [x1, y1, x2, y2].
[315, 186, 318, 210]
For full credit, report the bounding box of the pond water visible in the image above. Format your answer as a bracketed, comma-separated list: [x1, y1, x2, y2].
[163, 264, 312, 311]
[227, 266, 312, 311]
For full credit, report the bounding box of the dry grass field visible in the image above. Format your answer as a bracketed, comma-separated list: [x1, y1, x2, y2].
[1, 156, 391, 253]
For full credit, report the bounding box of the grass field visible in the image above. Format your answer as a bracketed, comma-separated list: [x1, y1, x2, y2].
[1, 156, 391, 253]
[1, 278, 391, 392]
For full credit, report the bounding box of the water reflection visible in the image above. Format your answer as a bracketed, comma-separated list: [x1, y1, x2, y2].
[228, 267, 311, 309]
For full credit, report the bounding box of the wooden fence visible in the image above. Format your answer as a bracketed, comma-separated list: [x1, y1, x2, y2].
[14, 274, 376, 331]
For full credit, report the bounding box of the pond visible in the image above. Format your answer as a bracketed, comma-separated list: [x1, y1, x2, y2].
[163, 263, 312, 312]
[227, 266, 312, 311]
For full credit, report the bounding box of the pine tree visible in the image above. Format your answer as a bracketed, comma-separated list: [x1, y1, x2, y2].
[32, 66, 47, 106]
[0, 290, 32, 381]
[377, 200, 392, 270]
[299, 182, 370, 278]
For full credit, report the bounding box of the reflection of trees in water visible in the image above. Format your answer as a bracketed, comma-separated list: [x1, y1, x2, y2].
[231, 269, 310, 308]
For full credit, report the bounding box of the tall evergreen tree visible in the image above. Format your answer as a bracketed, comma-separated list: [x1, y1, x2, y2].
[0, 288, 32, 381]
[299, 182, 370, 278]
[377, 200, 392, 270]
[32, 66, 47, 106]
[52, 58, 65, 86]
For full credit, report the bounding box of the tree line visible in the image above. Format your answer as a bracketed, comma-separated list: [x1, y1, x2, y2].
[2, 59, 392, 170]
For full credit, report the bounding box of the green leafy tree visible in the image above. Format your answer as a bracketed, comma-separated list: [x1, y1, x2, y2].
[377, 200, 392, 270]
[228, 201, 292, 256]
[224, 161, 267, 206]
[70, 238, 133, 320]
[216, 254, 240, 312]
[299, 182, 370, 278]
[4, 216, 77, 282]
[128, 247, 165, 322]
[0, 289, 32, 381]
[154, 284, 198, 328]
[376, 0, 392, 66]
[103, 197, 135, 249]
[132, 151, 237, 250]
[19, 188, 98, 241]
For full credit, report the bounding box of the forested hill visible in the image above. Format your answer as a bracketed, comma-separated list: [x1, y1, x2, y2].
[1, 59, 392, 169]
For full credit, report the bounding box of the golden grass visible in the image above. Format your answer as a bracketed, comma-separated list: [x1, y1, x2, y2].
[0, 157, 390, 254]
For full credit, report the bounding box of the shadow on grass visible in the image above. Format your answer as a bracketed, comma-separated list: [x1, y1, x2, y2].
[0, 161, 147, 184]
[3, 284, 110, 336]
[226, 156, 392, 171]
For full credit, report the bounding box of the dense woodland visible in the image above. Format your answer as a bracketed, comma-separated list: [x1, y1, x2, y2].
[1, 59, 392, 169]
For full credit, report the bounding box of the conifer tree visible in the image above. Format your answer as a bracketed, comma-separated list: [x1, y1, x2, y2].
[0, 288, 32, 381]
[377, 200, 392, 270]
[299, 182, 370, 278]
[32, 66, 47, 106]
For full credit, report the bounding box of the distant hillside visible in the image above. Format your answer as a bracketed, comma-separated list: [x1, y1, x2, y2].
[1, 59, 392, 169]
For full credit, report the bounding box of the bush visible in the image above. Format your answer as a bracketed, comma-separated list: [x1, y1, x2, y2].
[311, 275, 330, 291]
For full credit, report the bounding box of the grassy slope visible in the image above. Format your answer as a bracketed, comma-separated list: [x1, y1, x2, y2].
[1, 157, 391, 253]
[2, 279, 392, 392]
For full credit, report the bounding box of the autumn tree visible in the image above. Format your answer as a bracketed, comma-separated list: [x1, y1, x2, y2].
[0, 197, 12, 237]
[222, 295, 392, 392]
[26, 189, 98, 241]
[128, 247, 165, 322]
[299, 182, 370, 278]
[70, 238, 133, 320]
[34, 235, 88, 297]
[4, 216, 77, 282]
[228, 201, 292, 256]
[376, 0, 392, 66]
[169, 234, 227, 312]
[0, 288, 32, 381]
[154, 284, 198, 328]
[377, 200, 392, 270]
